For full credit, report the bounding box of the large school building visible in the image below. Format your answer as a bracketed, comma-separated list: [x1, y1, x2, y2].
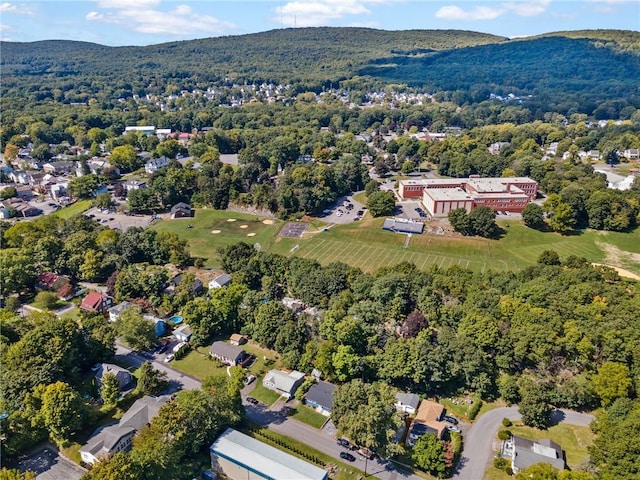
[398, 176, 538, 218]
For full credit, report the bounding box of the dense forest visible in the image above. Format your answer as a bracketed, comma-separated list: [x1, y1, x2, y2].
[1, 28, 639, 117]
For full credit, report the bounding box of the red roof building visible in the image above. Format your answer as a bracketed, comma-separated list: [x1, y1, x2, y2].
[80, 292, 113, 315]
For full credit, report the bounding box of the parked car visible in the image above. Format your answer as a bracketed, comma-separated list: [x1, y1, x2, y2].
[246, 397, 259, 405]
[337, 438, 350, 448]
[443, 415, 458, 425]
[357, 448, 375, 460]
[446, 424, 461, 433]
[340, 452, 356, 462]
[244, 374, 256, 385]
[172, 341, 187, 353]
[164, 353, 174, 363]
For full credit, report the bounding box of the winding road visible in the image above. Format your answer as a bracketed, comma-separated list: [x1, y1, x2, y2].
[453, 407, 594, 480]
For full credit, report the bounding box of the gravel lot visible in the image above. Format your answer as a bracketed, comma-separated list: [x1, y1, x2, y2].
[84, 207, 157, 230]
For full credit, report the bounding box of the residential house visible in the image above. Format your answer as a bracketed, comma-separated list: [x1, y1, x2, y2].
[95, 363, 134, 391]
[504, 435, 565, 474]
[145, 156, 170, 174]
[173, 324, 193, 342]
[8, 170, 33, 185]
[395, 392, 421, 415]
[144, 315, 167, 337]
[545, 142, 559, 156]
[262, 370, 305, 400]
[622, 148, 639, 161]
[124, 126, 156, 135]
[210, 428, 328, 480]
[208, 272, 231, 289]
[15, 185, 34, 200]
[209, 341, 248, 366]
[35, 272, 71, 293]
[281, 297, 306, 314]
[587, 150, 601, 161]
[80, 292, 114, 315]
[43, 161, 74, 175]
[165, 273, 203, 295]
[107, 301, 139, 323]
[50, 181, 69, 202]
[229, 334, 247, 346]
[122, 180, 147, 193]
[170, 202, 193, 218]
[80, 395, 170, 465]
[0, 198, 41, 218]
[304, 381, 336, 416]
[407, 400, 447, 445]
[488, 142, 510, 155]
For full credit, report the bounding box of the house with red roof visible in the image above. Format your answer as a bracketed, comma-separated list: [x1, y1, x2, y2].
[35, 272, 72, 298]
[80, 292, 114, 315]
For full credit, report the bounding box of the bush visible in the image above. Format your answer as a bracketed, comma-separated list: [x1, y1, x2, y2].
[493, 457, 509, 471]
[174, 343, 191, 360]
[497, 429, 512, 441]
[34, 291, 60, 310]
[502, 418, 512, 427]
[468, 397, 483, 421]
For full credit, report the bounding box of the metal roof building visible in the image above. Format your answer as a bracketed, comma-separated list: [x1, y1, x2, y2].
[210, 428, 328, 480]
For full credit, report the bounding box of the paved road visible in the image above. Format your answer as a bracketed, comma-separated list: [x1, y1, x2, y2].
[453, 407, 594, 480]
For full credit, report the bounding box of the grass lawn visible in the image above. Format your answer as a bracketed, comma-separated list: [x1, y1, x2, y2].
[60, 308, 81, 322]
[269, 216, 640, 275]
[53, 199, 93, 219]
[484, 466, 512, 480]
[170, 347, 228, 380]
[150, 208, 281, 267]
[507, 421, 594, 469]
[289, 404, 329, 429]
[61, 443, 83, 464]
[249, 380, 282, 406]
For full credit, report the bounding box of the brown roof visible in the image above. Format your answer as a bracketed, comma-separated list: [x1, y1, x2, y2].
[412, 400, 447, 439]
[81, 292, 105, 311]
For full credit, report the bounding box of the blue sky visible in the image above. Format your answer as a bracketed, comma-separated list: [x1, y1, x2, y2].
[0, 0, 638, 45]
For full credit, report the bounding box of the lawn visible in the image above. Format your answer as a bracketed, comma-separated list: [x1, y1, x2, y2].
[150, 208, 281, 267]
[507, 422, 595, 469]
[170, 347, 229, 380]
[53, 199, 93, 219]
[289, 404, 329, 429]
[249, 380, 282, 406]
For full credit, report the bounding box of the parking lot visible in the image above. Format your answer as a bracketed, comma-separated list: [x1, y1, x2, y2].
[17, 446, 86, 480]
[395, 201, 431, 221]
[318, 195, 366, 224]
[84, 207, 157, 230]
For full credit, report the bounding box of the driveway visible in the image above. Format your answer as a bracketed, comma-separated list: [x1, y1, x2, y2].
[17, 445, 86, 480]
[453, 407, 594, 480]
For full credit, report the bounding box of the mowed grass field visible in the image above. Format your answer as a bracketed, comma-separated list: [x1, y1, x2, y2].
[150, 209, 281, 266]
[150, 208, 640, 275]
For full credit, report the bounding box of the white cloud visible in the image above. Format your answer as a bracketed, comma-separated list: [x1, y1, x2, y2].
[274, 0, 399, 27]
[0, 2, 34, 15]
[435, 5, 504, 20]
[0, 22, 12, 31]
[86, 2, 234, 37]
[436, 0, 551, 21]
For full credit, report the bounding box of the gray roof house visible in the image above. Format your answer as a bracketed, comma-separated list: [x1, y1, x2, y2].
[263, 370, 305, 400]
[395, 392, 421, 415]
[173, 324, 193, 342]
[95, 363, 134, 391]
[209, 272, 231, 289]
[80, 395, 170, 465]
[304, 381, 336, 416]
[107, 301, 138, 323]
[505, 435, 565, 474]
[211, 428, 327, 480]
[209, 341, 247, 366]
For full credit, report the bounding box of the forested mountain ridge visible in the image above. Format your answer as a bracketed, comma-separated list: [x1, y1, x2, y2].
[1, 28, 638, 115]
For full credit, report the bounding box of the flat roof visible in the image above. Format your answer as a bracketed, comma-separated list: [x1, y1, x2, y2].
[211, 428, 328, 480]
[424, 187, 473, 201]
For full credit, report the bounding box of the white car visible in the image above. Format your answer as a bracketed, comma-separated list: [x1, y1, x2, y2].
[336, 211, 343, 217]
[172, 341, 187, 353]
[244, 374, 256, 385]
[164, 353, 175, 363]
[446, 424, 461, 433]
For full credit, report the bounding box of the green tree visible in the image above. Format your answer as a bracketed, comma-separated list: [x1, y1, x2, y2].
[100, 372, 120, 408]
[69, 175, 99, 199]
[515, 462, 560, 480]
[95, 192, 113, 209]
[448, 208, 471, 234]
[116, 308, 156, 351]
[127, 188, 158, 213]
[544, 195, 576, 234]
[40, 381, 87, 443]
[0, 469, 36, 480]
[364, 179, 380, 196]
[331, 380, 402, 459]
[537, 250, 561, 266]
[522, 203, 544, 229]
[137, 362, 168, 396]
[33, 291, 59, 310]
[468, 206, 497, 238]
[79, 451, 141, 479]
[110, 145, 139, 172]
[519, 382, 552, 429]
[593, 362, 633, 407]
[79, 249, 104, 282]
[0, 248, 37, 295]
[367, 190, 395, 217]
[411, 434, 447, 477]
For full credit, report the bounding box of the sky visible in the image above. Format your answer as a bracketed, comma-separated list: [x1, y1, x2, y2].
[0, 0, 638, 45]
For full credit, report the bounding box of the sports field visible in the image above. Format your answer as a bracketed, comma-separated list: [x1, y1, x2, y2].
[150, 208, 640, 275]
[150, 209, 281, 266]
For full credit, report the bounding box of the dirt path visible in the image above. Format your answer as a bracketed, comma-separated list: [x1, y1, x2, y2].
[592, 263, 640, 281]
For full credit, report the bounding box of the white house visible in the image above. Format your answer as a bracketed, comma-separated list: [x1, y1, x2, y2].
[395, 392, 421, 415]
[209, 273, 231, 289]
[145, 156, 171, 174]
[262, 370, 305, 400]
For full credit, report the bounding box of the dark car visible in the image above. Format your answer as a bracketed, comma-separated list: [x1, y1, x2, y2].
[337, 438, 350, 448]
[340, 452, 356, 462]
[246, 397, 259, 405]
[443, 415, 459, 425]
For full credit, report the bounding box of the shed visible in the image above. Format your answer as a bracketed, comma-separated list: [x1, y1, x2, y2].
[173, 324, 193, 342]
[170, 202, 192, 218]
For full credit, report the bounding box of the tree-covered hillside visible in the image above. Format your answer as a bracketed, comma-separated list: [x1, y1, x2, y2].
[1, 28, 639, 117]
